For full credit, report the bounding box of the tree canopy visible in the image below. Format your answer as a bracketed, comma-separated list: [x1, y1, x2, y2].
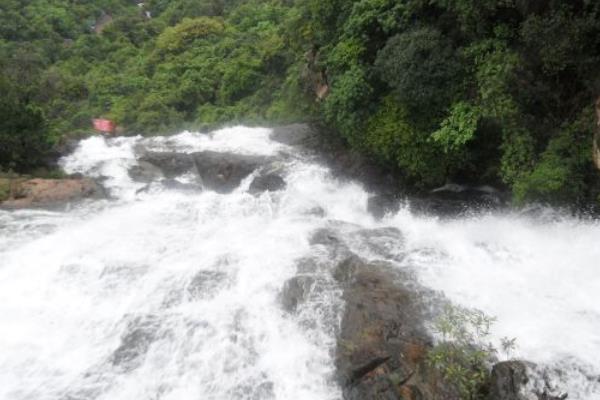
[1, 0, 599, 206]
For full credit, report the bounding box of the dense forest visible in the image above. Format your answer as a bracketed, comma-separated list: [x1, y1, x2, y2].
[2, 0, 600, 207]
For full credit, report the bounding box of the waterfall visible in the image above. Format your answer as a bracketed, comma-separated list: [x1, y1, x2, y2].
[0, 126, 598, 400]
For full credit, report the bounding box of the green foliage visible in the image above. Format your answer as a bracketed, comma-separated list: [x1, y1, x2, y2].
[0, 75, 52, 172]
[513, 109, 596, 205]
[323, 65, 372, 145]
[428, 305, 498, 400]
[365, 97, 446, 186]
[156, 17, 224, 52]
[1, 0, 599, 206]
[432, 102, 481, 153]
[375, 27, 464, 112]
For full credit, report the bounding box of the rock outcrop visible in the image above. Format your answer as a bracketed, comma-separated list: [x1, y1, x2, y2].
[333, 256, 459, 400]
[192, 151, 266, 193]
[0, 178, 103, 208]
[138, 152, 196, 179]
[136, 151, 268, 193]
[487, 361, 568, 400]
[488, 361, 532, 400]
[248, 172, 286, 194]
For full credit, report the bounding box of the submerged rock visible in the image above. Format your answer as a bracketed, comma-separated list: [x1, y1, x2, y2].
[128, 160, 165, 183]
[280, 275, 315, 312]
[0, 178, 103, 208]
[248, 173, 286, 194]
[139, 152, 195, 178]
[187, 270, 229, 300]
[111, 314, 161, 371]
[367, 194, 401, 219]
[138, 151, 269, 193]
[192, 151, 266, 193]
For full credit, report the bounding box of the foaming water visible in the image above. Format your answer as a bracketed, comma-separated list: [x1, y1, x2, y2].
[0, 126, 599, 399]
[388, 210, 600, 397]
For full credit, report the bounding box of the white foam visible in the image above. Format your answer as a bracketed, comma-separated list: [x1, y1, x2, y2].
[1, 126, 599, 399]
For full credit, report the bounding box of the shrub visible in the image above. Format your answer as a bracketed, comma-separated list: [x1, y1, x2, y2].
[375, 27, 464, 112]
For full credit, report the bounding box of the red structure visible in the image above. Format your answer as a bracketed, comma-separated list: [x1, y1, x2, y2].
[93, 118, 116, 135]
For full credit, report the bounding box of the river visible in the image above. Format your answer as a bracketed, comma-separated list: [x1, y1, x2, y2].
[0, 126, 599, 399]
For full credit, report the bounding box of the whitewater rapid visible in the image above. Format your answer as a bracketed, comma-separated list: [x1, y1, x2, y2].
[0, 126, 599, 400]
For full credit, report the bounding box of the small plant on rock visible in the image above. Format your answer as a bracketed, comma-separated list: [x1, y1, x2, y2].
[427, 305, 501, 400]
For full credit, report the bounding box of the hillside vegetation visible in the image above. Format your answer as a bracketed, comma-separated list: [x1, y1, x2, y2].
[1, 0, 600, 206]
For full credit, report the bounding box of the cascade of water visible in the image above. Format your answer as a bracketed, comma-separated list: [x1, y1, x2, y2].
[0, 126, 598, 399]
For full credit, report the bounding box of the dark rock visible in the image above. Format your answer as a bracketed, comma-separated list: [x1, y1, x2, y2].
[128, 161, 165, 183]
[192, 151, 266, 194]
[139, 152, 195, 178]
[280, 275, 315, 312]
[309, 227, 352, 260]
[111, 315, 160, 370]
[409, 183, 508, 216]
[488, 361, 568, 400]
[187, 270, 229, 300]
[350, 227, 405, 262]
[248, 173, 286, 194]
[367, 195, 401, 219]
[303, 206, 326, 217]
[488, 361, 530, 400]
[334, 255, 458, 400]
[139, 151, 269, 193]
[332, 255, 365, 284]
[309, 228, 342, 247]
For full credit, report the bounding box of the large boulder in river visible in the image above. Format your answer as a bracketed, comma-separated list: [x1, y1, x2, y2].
[488, 361, 531, 400]
[487, 361, 568, 400]
[280, 275, 315, 312]
[333, 255, 459, 400]
[137, 151, 268, 193]
[192, 151, 266, 193]
[248, 172, 286, 194]
[0, 178, 103, 208]
[138, 152, 195, 178]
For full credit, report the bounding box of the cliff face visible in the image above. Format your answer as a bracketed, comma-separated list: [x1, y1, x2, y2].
[595, 98, 600, 172]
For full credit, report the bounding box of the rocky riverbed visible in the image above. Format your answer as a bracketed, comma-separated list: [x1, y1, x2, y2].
[0, 125, 596, 400]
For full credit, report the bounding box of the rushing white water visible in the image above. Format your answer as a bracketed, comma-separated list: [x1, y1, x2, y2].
[0, 126, 599, 400]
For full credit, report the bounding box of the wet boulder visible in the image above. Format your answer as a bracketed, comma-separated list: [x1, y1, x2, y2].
[128, 161, 165, 183]
[367, 194, 401, 219]
[139, 152, 196, 178]
[349, 227, 405, 262]
[488, 361, 531, 400]
[487, 361, 568, 400]
[280, 275, 315, 312]
[192, 151, 267, 194]
[334, 255, 459, 400]
[187, 270, 229, 300]
[309, 228, 343, 247]
[248, 173, 286, 194]
[1, 178, 104, 208]
[111, 314, 161, 371]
